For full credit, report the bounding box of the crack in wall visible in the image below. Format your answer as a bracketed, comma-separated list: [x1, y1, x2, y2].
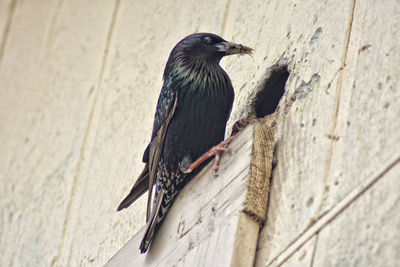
[308, 234, 319, 267]
[310, 0, 358, 264]
[315, 0, 357, 238]
[220, 0, 232, 37]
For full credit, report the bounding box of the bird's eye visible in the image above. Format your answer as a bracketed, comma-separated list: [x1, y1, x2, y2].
[203, 36, 212, 44]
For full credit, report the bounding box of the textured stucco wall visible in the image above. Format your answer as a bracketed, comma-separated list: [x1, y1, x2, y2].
[0, 0, 399, 266]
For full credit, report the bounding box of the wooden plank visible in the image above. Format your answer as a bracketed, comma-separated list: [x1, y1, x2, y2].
[312, 162, 400, 267]
[266, 1, 400, 264]
[0, 1, 116, 266]
[215, 1, 357, 265]
[321, 0, 400, 214]
[254, 0, 400, 265]
[106, 122, 274, 267]
[263, 156, 400, 266]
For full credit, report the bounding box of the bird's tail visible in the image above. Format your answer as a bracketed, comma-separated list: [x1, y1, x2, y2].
[139, 189, 176, 253]
[117, 164, 149, 211]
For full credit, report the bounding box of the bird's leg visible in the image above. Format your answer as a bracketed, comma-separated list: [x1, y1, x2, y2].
[183, 133, 237, 176]
[183, 117, 256, 176]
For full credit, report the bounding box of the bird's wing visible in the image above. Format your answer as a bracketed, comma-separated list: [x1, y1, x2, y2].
[117, 80, 178, 219]
[146, 83, 178, 220]
[142, 79, 177, 164]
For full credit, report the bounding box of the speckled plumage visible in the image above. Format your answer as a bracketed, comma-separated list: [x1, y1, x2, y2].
[117, 33, 252, 253]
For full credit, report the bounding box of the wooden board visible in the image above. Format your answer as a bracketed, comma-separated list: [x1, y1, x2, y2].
[0, 1, 116, 266]
[312, 162, 400, 267]
[216, 0, 358, 265]
[321, 0, 400, 213]
[255, 0, 400, 265]
[1, 0, 398, 266]
[106, 122, 274, 267]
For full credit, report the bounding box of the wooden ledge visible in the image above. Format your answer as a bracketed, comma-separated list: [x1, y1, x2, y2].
[106, 121, 274, 267]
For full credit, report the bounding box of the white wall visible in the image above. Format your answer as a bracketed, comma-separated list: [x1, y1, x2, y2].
[0, 0, 399, 266]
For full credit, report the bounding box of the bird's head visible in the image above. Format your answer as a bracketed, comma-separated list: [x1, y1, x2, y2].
[170, 33, 253, 64]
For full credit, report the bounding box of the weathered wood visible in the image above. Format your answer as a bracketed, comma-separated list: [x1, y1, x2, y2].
[312, 162, 400, 267]
[255, 0, 400, 265]
[220, 1, 358, 265]
[0, 0, 14, 63]
[280, 236, 317, 267]
[231, 212, 260, 267]
[0, 1, 116, 266]
[320, 0, 400, 214]
[265, 157, 400, 266]
[106, 122, 274, 267]
[1, 0, 398, 266]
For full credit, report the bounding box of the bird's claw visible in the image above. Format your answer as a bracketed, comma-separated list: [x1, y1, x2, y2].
[184, 116, 256, 176]
[212, 165, 219, 176]
[212, 145, 232, 155]
[210, 145, 232, 176]
[183, 138, 234, 175]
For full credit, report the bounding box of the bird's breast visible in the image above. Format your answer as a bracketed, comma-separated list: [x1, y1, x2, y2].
[162, 72, 234, 173]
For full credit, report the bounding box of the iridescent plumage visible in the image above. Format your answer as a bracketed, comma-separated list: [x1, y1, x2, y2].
[117, 33, 252, 253]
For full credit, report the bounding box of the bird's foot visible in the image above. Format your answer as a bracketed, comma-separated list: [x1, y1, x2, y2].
[183, 135, 236, 176]
[210, 137, 235, 176]
[183, 116, 256, 176]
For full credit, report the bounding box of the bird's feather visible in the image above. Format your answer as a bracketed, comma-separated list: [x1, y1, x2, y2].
[116, 164, 149, 212]
[139, 189, 164, 253]
[147, 88, 178, 221]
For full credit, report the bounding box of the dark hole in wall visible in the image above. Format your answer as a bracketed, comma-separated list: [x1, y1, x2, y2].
[253, 65, 289, 118]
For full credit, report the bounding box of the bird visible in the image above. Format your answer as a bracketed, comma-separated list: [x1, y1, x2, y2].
[117, 33, 253, 253]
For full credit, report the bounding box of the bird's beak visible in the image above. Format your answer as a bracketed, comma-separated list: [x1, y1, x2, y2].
[217, 41, 254, 56]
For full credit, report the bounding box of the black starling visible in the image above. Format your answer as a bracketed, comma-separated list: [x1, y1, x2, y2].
[117, 33, 252, 253]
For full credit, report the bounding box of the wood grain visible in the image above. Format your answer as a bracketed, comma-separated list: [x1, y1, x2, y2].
[107, 122, 274, 267]
[0, 1, 116, 266]
[255, 0, 400, 266]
